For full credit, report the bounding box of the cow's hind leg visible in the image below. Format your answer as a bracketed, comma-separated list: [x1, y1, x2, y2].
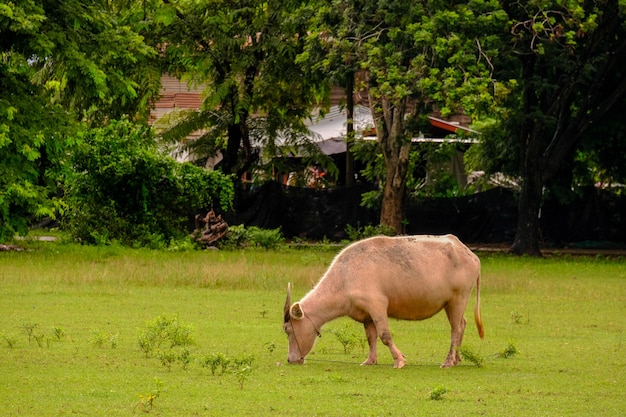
[372, 315, 406, 368]
[361, 321, 378, 365]
[442, 303, 467, 368]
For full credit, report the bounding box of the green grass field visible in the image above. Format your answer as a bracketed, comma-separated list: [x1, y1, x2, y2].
[0, 241, 624, 416]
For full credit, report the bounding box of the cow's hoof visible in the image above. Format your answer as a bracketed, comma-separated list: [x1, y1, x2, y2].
[361, 359, 377, 366]
[393, 357, 406, 369]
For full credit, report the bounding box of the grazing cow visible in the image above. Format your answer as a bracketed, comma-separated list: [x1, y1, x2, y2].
[283, 234, 484, 368]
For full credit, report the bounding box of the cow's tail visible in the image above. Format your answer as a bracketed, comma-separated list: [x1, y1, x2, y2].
[474, 270, 485, 339]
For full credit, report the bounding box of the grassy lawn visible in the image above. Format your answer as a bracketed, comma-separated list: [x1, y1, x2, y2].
[0, 241, 624, 416]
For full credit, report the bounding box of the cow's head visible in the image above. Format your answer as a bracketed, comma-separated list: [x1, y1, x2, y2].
[283, 283, 318, 364]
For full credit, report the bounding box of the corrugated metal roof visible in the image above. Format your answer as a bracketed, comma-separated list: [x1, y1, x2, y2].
[150, 76, 478, 147]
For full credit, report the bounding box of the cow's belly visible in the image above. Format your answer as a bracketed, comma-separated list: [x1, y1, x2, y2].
[387, 299, 447, 321]
[348, 291, 449, 322]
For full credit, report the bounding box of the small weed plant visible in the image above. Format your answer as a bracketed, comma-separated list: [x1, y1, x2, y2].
[200, 352, 231, 375]
[499, 343, 519, 359]
[33, 332, 46, 348]
[428, 386, 449, 401]
[137, 315, 195, 357]
[459, 346, 484, 367]
[91, 330, 118, 349]
[330, 325, 363, 354]
[51, 326, 65, 341]
[134, 378, 163, 413]
[22, 321, 38, 343]
[511, 311, 528, 325]
[1, 332, 18, 348]
[199, 353, 254, 388]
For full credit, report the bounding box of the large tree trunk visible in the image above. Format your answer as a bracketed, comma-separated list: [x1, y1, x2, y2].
[510, 171, 543, 256]
[380, 158, 409, 233]
[221, 116, 257, 178]
[369, 87, 412, 234]
[221, 123, 244, 175]
[510, 55, 544, 256]
[345, 73, 355, 188]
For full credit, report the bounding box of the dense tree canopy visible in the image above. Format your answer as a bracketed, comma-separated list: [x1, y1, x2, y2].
[154, 0, 332, 178]
[301, 0, 508, 233]
[2, 0, 625, 252]
[0, 0, 161, 241]
[475, 0, 626, 255]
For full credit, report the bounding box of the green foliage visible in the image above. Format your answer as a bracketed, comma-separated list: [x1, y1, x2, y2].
[156, 348, 178, 370]
[499, 343, 519, 359]
[248, 227, 285, 250]
[51, 326, 65, 341]
[63, 118, 234, 247]
[22, 321, 38, 344]
[352, 137, 472, 202]
[0, 48, 74, 241]
[137, 315, 195, 358]
[135, 378, 163, 412]
[155, 0, 329, 176]
[428, 386, 449, 401]
[511, 311, 526, 325]
[90, 330, 119, 349]
[200, 352, 231, 376]
[459, 346, 485, 367]
[1, 332, 18, 349]
[220, 225, 284, 250]
[0, 0, 161, 243]
[199, 352, 254, 388]
[329, 325, 362, 354]
[345, 224, 396, 241]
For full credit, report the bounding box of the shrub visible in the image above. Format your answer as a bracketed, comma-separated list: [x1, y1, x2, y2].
[137, 315, 195, 357]
[428, 386, 449, 401]
[499, 343, 519, 359]
[63, 118, 233, 247]
[329, 325, 362, 354]
[345, 224, 396, 241]
[459, 346, 484, 367]
[219, 225, 284, 249]
[248, 227, 284, 249]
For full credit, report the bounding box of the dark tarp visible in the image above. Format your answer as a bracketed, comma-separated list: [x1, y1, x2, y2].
[222, 182, 625, 246]
[223, 181, 378, 241]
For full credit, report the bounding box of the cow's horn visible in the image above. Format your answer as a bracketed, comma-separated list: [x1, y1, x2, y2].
[283, 283, 291, 323]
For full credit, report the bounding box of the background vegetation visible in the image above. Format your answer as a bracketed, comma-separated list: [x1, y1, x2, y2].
[2, 0, 625, 254]
[1, 241, 624, 416]
[63, 118, 233, 247]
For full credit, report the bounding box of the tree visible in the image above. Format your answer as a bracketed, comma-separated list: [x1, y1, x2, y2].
[155, 0, 333, 179]
[0, 0, 161, 241]
[487, 0, 626, 255]
[297, 1, 363, 188]
[304, 0, 507, 233]
[574, 97, 626, 189]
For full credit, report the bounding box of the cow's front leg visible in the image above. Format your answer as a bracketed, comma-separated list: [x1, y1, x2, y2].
[374, 317, 405, 368]
[361, 321, 378, 365]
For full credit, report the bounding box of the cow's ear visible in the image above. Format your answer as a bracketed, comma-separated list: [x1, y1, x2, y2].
[290, 302, 304, 320]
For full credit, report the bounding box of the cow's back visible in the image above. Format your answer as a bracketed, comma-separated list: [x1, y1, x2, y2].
[327, 234, 479, 321]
